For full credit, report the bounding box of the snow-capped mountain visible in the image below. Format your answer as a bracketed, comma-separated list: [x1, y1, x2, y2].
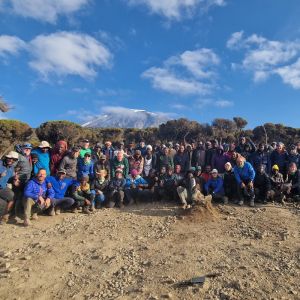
[82, 108, 172, 129]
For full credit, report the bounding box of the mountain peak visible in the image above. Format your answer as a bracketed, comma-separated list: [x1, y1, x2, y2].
[82, 108, 172, 129]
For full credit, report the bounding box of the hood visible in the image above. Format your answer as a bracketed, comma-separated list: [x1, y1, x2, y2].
[54, 140, 68, 153]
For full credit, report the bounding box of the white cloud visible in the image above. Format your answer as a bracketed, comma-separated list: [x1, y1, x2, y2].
[228, 31, 300, 88]
[142, 48, 220, 95]
[5, 0, 89, 23]
[0, 35, 26, 57]
[195, 98, 233, 109]
[128, 0, 225, 20]
[215, 99, 233, 107]
[28, 32, 112, 79]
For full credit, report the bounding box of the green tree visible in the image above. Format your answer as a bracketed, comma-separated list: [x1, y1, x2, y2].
[0, 120, 32, 156]
[36, 120, 84, 146]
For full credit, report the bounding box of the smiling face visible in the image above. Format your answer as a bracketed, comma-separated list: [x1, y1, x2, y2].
[5, 157, 14, 166]
[22, 147, 32, 156]
[37, 169, 46, 182]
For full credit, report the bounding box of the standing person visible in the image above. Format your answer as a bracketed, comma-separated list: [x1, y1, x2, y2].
[0, 151, 18, 224]
[125, 142, 135, 159]
[158, 147, 174, 171]
[50, 140, 68, 175]
[79, 139, 92, 159]
[23, 168, 55, 226]
[94, 153, 111, 181]
[111, 151, 129, 178]
[46, 169, 76, 215]
[270, 142, 289, 176]
[287, 145, 300, 168]
[212, 146, 228, 174]
[21, 143, 33, 165]
[205, 141, 214, 167]
[77, 152, 94, 180]
[31, 141, 51, 175]
[236, 137, 256, 154]
[192, 141, 206, 169]
[143, 145, 156, 177]
[249, 143, 271, 174]
[135, 140, 147, 157]
[167, 143, 176, 159]
[91, 143, 103, 164]
[59, 146, 80, 179]
[174, 145, 188, 173]
[185, 144, 193, 171]
[234, 156, 256, 207]
[103, 141, 115, 161]
[129, 150, 144, 175]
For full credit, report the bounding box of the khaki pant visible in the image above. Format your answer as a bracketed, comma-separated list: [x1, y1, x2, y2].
[23, 198, 38, 220]
[177, 186, 205, 205]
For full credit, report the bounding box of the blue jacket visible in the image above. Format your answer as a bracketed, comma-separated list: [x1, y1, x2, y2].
[234, 162, 255, 185]
[31, 148, 50, 175]
[205, 176, 224, 194]
[77, 159, 94, 180]
[24, 178, 55, 202]
[249, 151, 271, 174]
[0, 160, 15, 189]
[46, 176, 77, 199]
[125, 175, 148, 189]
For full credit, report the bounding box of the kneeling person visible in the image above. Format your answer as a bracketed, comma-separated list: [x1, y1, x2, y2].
[205, 169, 225, 204]
[23, 168, 55, 226]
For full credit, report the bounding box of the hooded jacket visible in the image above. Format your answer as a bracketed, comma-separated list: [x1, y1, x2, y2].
[212, 147, 229, 173]
[234, 162, 255, 185]
[31, 148, 51, 175]
[24, 177, 55, 202]
[46, 176, 76, 199]
[50, 141, 68, 175]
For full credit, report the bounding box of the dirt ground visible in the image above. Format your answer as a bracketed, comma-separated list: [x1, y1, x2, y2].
[0, 200, 300, 300]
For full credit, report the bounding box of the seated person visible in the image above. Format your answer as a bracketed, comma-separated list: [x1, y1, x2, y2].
[284, 162, 300, 201]
[156, 166, 168, 201]
[23, 168, 55, 226]
[223, 162, 237, 204]
[234, 156, 256, 207]
[125, 169, 148, 205]
[46, 168, 76, 215]
[269, 164, 285, 203]
[0, 151, 18, 224]
[204, 169, 225, 204]
[254, 164, 271, 204]
[177, 169, 208, 209]
[107, 169, 126, 208]
[71, 175, 95, 214]
[143, 169, 159, 202]
[90, 169, 109, 208]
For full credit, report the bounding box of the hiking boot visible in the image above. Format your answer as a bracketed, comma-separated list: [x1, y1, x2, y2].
[127, 198, 134, 206]
[90, 205, 96, 212]
[31, 213, 38, 220]
[49, 207, 55, 216]
[83, 207, 90, 214]
[119, 202, 124, 209]
[279, 195, 286, 204]
[249, 199, 255, 207]
[0, 214, 9, 225]
[238, 200, 244, 206]
[70, 207, 78, 213]
[23, 218, 31, 227]
[55, 208, 61, 215]
[223, 196, 229, 205]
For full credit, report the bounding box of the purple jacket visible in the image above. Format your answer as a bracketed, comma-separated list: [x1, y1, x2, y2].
[212, 148, 229, 173]
[24, 178, 55, 202]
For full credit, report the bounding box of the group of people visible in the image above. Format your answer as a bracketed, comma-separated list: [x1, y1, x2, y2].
[0, 137, 299, 226]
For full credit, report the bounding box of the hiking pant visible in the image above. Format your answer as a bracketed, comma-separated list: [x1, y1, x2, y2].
[0, 188, 14, 203]
[177, 186, 204, 205]
[125, 188, 140, 204]
[51, 197, 75, 209]
[109, 190, 124, 207]
[237, 180, 255, 201]
[93, 193, 105, 206]
[23, 197, 39, 220]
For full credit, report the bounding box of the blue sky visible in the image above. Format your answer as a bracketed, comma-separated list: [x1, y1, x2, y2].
[0, 0, 300, 128]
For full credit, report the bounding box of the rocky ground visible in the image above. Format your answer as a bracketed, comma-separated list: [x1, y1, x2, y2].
[0, 200, 300, 300]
